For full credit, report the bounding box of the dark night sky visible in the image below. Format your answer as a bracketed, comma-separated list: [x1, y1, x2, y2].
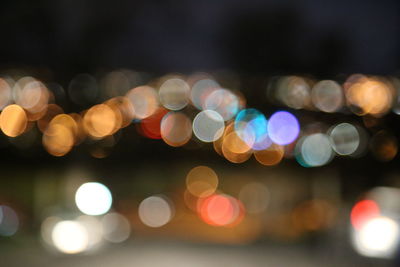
[0, 0, 399, 79]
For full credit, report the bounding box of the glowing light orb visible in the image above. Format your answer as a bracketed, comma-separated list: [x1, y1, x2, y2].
[353, 216, 399, 258]
[329, 123, 360, 155]
[193, 110, 225, 142]
[159, 78, 190, 110]
[186, 166, 218, 197]
[204, 89, 239, 121]
[138, 195, 173, 228]
[350, 200, 380, 230]
[300, 133, 333, 167]
[75, 182, 112, 216]
[267, 111, 299, 145]
[52, 220, 89, 254]
[199, 194, 244, 227]
[235, 108, 269, 150]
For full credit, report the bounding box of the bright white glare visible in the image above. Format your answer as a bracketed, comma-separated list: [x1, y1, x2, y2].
[138, 195, 173, 228]
[75, 182, 112, 216]
[52, 220, 89, 254]
[193, 110, 225, 142]
[353, 216, 399, 258]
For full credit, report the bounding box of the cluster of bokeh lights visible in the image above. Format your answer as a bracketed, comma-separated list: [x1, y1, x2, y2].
[0, 71, 397, 166]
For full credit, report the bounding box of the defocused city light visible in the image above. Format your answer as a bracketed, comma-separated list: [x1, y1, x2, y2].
[75, 182, 112, 216]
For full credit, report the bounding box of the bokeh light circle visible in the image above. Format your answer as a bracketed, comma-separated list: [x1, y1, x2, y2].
[267, 111, 300, 145]
[193, 110, 225, 143]
[159, 78, 190, 111]
[300, 133, 334, 167]
[186, 166, 218, 197]
[329, 123, 360, 155]
[138, 195, 173, 228]
[75, 182, 112, 216]
[52, 220, 89, 254]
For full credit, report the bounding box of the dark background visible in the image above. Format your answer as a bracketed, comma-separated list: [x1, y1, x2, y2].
[0, 0, 399, 79]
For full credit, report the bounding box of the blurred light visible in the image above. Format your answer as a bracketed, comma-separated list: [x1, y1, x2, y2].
[101, 212, 131, 243]
[199, 194, 244, 227]
[370, 131, 398, 162]
[0, 205, 19, 236]
[0, 78, 12, 110]
[159, 78, 190, 110]
[75, 182, 112, 216]
[254, 143, 284, 166]
[299, 133, 333, 167]
[311, 80, 344, 112]
[16, 80, 49, 120]
[346, 78, 393, 117]
[37, 104, 64, 133]
[351, 200, 380, 230]
[0, 104, 27, 137]
[204, 89, 239, 121]
[77, 215, 103, 249]
[275, 76, 311, 109]
[352, 216, 399, 258]
[239, 183, 269, 214]
[140, 108, 168, 139]
[222, 131, 252, 163]
[126, 86, 158, 119]
[52, 220, 89, 254]
[160, 112, 192, 147]
[329, 123, 360, 155]
[235, 109, 269, 150]
[190, 78, 219, 110]
[104, 97, 135, 128]
[193, 110, 225, 143]
[186, 166, 218, 198]
[138, 195, 173, 228]
[267, 111, 300, 146]
[41, 216, 61, 246]
[42, 123, 74, 156]
[83, 104, 118, 138]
